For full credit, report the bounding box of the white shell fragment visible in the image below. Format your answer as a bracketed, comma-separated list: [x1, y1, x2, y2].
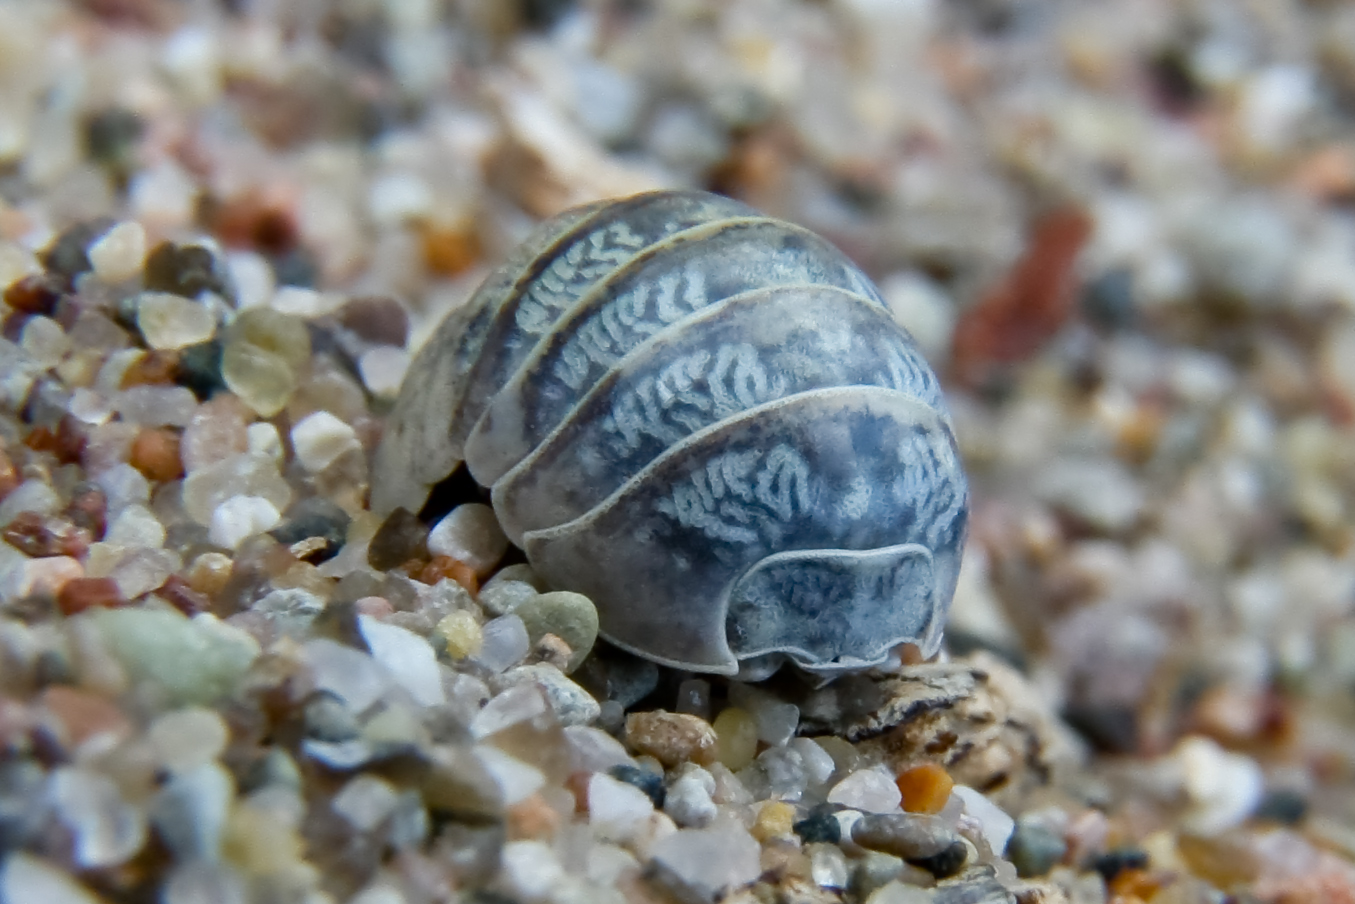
[373, 190, 968, 676]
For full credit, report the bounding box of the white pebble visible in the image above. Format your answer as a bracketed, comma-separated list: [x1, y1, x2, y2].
[149, 708, 230, 772]
[88, 222, 147, 283]
[208, 495, 281, 549]
[272, 286, 343, 319]
[108, 548, 180, 600]
[226, 251, 274, 310]
[116, 385, 198, 427]
[359, 346, 410, 397]
[137, 293, 217, 350]
[564, 725, 633, 773]
[588, 772, 655, 843]
[648, 825, 761, 902]
[301, 638, 392, 713]
[827, 766, 902, 813]
[20, 316, 70, 369]
[791, 737, 837, 787]
[246, 422, 282, 461]
[290, 411, 361, 473]
[953, 785, 1015, 856]
[427, 503, 509, 576]
[95, 463, 151, 514]
[358, 614, 446, 707]
[499, 839, 565, 903]
[105, 504, 167, 549]
[1177, 735, 1264, 836]
[68, 388, 114, 426]
[664, 764, 717, 828]
[474, 747, 545, 806]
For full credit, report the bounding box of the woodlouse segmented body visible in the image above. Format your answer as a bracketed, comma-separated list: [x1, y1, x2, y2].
[373, 190, 968, 676]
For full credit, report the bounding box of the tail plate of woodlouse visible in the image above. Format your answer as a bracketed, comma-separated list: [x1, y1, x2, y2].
[373, 189, 968, 676]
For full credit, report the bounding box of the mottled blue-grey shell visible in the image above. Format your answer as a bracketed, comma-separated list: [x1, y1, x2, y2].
[372, 190, 968, 676]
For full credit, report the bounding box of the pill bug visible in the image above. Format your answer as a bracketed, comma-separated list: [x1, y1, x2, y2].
[372, 189, 968, 677]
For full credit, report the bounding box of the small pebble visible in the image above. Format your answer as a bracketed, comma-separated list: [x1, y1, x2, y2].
[649, 824, 761, 903]
[712, 706, 758, 771]
[220, 341, 295, 418]
[57, 577, 124, 615]
[908, 840, 968, 879]
[794, 809, 843, 845]
[290, 411, 360, 473]
[1005, 819, 1068, 878]
[497, 663, 600, 727]
[434, 610, 483, 659]
[829, 766, 903, 813]
[896, 763, 954, 815]
[477, 613, 530, 673]
[339, 296, 409, 346]
[246, 421, 282, 461]
[208, 495, 281, 550]
[148, 707, 230, 772]
[588, 771, 654, 843]
[608, 763, 665, 808]
[426, 503, 508, 577]
[128, 429, 184, 482]
[366, 507, 428, 571]
[479, 578, 540, 616]
[511, 590, 598, 673]
[664, 764, 717, 828]
[105, 503, 166, 548]
[88, 222, 147, 283]
[810, 842, 851, 889]
[137, 293, 217, 350]
[358, 614, 445, 707]
[753, 800, 797, 841]
[625, 710, 717, 768]
[852, 813, 962, 861]
[359, 346, 410, 397]
[268, 497, 350, 563]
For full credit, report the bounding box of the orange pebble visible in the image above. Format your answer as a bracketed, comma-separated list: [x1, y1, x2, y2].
[56, 577, 124, 615]
[895, 762, 954, 815]
[120, 350, 180, 388]
[507, 792, 562, 840]
[129, 428, 184, 482]
[1109, 868, 1165, 900]
[419, 555, 478, 594]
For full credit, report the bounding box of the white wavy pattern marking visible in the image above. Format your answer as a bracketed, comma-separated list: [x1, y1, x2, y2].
[514, 221, 646, 336]
[553, 265, 710, 391]
[655, 443, 812, 545]
[604, 343, 788, 455]
[895, 428, 965, 548]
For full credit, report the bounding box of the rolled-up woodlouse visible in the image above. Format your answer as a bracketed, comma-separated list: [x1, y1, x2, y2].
[373, 189, 968, 677]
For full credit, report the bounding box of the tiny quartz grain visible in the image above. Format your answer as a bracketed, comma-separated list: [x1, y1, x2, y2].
[137, 293, 217, 350]
[88, 222, 147, 283]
